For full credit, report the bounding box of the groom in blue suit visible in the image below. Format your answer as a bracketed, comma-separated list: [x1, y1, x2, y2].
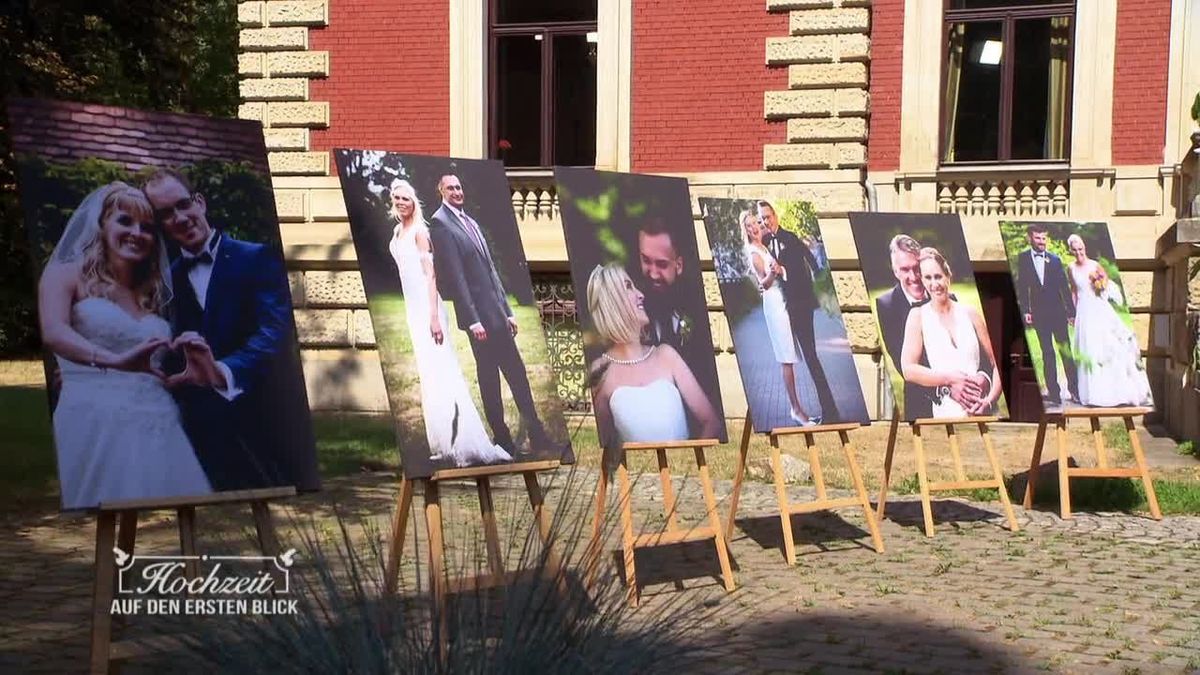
[143, 169, 317, 492]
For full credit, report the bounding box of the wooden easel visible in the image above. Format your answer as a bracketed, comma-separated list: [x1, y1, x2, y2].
[89, 486, 294, 675]
[384, 460, 568, 652]
[1022, 406, 1161, 520]
[585, 439, 734, 607]
[876, 411, 1019, 537]
[725, 416, 884, 564]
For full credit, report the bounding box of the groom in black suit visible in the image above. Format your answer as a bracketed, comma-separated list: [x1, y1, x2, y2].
[428, 173, 555, 455]
[143, 169, 317, 492]
[1015, 223, 1078, 405]
[757, 200, 839, 423]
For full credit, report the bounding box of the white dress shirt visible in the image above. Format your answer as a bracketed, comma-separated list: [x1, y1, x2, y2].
[1032, 250, 1047, 284]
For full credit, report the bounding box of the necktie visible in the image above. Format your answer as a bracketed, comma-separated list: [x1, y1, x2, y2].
[459, 211, 486, 253]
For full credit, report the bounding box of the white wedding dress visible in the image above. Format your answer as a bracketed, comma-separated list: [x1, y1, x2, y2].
[918, 302, 980, 419]
[390, 225, 512, 467]
[748, 246, 798, 364]
[54, 297, 211, 509]
[1069, 263, 1152, 407]
[609, 378, 690, 444]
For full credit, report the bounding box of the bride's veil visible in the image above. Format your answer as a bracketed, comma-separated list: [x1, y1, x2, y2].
[49, 181, 174, 311]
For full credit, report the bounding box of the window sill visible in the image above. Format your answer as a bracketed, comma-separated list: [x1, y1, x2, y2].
[937, 162, 1070, 175]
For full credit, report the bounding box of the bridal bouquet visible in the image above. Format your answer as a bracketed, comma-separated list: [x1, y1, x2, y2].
[1088, 268, 1108, 297]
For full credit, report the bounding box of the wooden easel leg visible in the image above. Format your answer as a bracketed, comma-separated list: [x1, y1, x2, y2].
[724, 415, 753, 546]
[912, 425, 936, 537]
[250, 501, 284, 592]
[385, 478, 415, 595]
[946, 425, 966, 482]
[876, 411, 900, 522]
[695, 447, 735, 592]
[979, 422, 1019, 532]
[769, 437, 796, 565]
[1125, 415, 1162, 520]
[1055, 418, 1072, 519]
[523, 472, 568, 597]
[424, 480, 448, 660]
[176, 506, 199, 581]
[476, 477, 507, 587]
[656, 449, 680, 532]
[616, 453, 638, 607]
[805, 433, 827, 502]
[840, 431, 884, 554]
[585, 459, 609, 593]
[1023, 418, 1048, 509]
[1091, 416, 1109, 469]
[111, 511, 138, 632]
[90, 512, 118, 675]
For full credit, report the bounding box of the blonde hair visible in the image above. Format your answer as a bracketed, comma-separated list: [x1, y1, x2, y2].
[917, 246, 952, 280]
[587, 264, 644, 347]
[1066, 233, 1085, 252]
[79, 183, 165, 312]
[388, 179, 425, 229]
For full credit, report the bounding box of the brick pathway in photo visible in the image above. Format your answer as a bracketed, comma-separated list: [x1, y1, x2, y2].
[1, 468, 1198, 674]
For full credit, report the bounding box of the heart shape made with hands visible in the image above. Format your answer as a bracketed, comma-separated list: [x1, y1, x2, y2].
[142, 331, 226, 389]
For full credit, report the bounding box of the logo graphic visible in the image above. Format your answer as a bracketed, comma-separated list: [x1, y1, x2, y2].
[110, 547, 300, 616]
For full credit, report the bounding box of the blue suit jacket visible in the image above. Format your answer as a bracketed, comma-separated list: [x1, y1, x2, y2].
[170, 235, 318, 492]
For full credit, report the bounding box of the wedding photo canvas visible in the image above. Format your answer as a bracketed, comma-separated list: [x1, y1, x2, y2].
[701, 197, 868, 431]
[8, 98, 319, 510]
[335, 150, 572, 478]
[556, 167, 727, 449]
[848, 212, 1008, 422]
[1000, 220, 1153, 413]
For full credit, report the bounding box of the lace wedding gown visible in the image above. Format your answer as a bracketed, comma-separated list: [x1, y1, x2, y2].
[389, 225, 512, 467]
[54, 297, 212, 509]
[609, 378, 690, 444]
[748, 246, 798, 364]
[1069, 263, 1152, 407]
[918, 302, 981, 419]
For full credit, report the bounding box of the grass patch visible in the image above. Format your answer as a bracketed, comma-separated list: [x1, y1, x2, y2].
[1178, 440, 1198, 460]
[1023, 474, 1200, 515]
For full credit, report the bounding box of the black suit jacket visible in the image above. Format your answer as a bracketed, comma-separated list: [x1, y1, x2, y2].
[875, 285, 934, 419]
[1015, 249, 1074, 326]
[170, 235, 318, 491]
[428, 203, 513, 331]
[765, 228, 819, 315]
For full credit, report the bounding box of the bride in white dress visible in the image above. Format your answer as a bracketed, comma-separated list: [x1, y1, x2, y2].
[740, 210, 816, 426]
[1065, 234, 1152, 407]
[585, 263, 721, 448]
[386, 180, 511, 467]
[38, 182, 212, 509]
[899, 247, 1002, 418]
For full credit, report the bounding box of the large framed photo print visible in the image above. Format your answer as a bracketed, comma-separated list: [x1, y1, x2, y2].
[556, 167, 727, 449]
[8, 99, 319, 510]
[334, 151, 573, 479]
[848, 212, 1008, 422]
[1000, 220, 1153, 412]
[701, 197, 868, 431]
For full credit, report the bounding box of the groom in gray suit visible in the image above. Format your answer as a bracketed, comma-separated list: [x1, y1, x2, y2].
[428, 173, 555, 455]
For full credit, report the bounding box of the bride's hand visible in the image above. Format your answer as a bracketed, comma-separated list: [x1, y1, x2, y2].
[109, 337, 168, 378]
[430, 316, 444, 345]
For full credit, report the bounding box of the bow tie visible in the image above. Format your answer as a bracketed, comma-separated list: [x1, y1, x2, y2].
[1033, 252, 1045, 258]
[179, 249, 214, 271]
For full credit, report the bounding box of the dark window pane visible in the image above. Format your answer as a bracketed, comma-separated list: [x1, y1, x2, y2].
[944, 21, 1002, 162]
[496, 35, 542, 167]
[553, 34, 597, 166]
[496, 0, 596, 24]
[948, 0, 1070, 9]
[1011, 16, 1070, 159]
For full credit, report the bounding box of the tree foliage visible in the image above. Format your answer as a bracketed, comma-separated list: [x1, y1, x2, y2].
[0, 0, 238, 354]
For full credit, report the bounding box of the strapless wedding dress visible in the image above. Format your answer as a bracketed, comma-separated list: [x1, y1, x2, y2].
[1069, 264, 1153, 407]
[390, 225, 512, 467]
[609, 378, 690, 444]
[53, 297, 211, 509]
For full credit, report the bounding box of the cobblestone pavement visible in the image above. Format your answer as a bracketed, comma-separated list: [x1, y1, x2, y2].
[1, 467, 1198, 674]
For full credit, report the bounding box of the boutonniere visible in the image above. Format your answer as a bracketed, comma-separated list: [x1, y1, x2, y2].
[677, 314, 694, 343]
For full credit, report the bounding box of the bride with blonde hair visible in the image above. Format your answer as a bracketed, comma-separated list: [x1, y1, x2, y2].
[39, 182, 211, 508]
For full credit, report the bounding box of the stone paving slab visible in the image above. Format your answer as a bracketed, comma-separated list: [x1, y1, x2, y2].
[1, 468, 1198, 673]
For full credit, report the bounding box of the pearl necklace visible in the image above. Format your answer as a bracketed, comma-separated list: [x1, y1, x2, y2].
[602, 344, 656, 366]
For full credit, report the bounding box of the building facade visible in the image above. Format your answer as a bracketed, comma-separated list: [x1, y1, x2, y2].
[234, 0, 1200, 437]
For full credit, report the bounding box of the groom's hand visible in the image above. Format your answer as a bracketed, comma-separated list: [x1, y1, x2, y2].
[470, 324, 488, 341]
[507, 317, 518, 337]
[948, 376, 983, 409]
[165, 334, 227, 389]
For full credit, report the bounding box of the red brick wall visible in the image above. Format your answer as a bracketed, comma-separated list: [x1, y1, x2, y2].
[867, 0, 904, 172]
[309, 0, 449, 158]
[631, 0, 787, 172]
[1111, 0, 1171, 164]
